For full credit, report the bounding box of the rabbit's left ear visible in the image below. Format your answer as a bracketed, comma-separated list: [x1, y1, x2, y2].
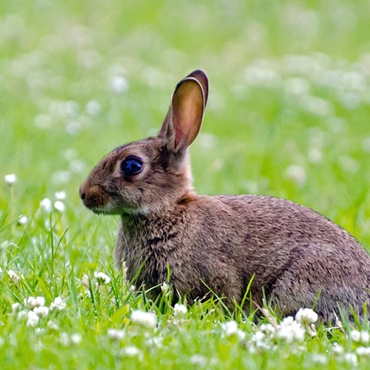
[159, 70, 208, 153]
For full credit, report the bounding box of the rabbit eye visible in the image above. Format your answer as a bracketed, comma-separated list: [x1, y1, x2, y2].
[120, 156, 144, 176]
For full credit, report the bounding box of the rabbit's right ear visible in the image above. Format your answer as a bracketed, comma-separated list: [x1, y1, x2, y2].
[159, 70, 208, 155]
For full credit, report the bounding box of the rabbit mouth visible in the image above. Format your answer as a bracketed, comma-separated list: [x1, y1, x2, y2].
[85, 199, 120, 215]
[92, 209, 110, 215]
[92, 205, 150, 216]
[91, 206, 122, 215]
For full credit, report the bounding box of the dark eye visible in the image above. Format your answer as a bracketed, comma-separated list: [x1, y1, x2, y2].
[120, 156, 144, 176]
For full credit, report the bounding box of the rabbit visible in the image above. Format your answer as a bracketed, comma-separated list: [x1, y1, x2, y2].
[80, 69, 370, 323]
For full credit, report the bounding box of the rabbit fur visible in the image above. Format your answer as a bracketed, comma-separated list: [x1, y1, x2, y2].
[80, 70, 370, 322]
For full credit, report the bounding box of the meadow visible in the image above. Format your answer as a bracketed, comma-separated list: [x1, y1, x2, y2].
[1, 0, 370, 368]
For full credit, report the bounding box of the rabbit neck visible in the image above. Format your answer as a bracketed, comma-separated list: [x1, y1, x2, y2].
[120, 193, 194, 225]
[117, 202, 191, 284]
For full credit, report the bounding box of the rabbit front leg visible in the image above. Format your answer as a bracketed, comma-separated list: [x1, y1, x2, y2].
[114, 226, 126, 270]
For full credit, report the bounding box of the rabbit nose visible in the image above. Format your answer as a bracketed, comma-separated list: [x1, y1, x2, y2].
[79, 185, 87, 200]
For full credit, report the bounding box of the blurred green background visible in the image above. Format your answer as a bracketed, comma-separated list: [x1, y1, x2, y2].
[1, 0, 370, 241]
[1, 1, 370, 368]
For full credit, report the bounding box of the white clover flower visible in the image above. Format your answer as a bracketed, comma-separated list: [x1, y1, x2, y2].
[51, 170, 71, 185]
[129, 285, 136, 292]
[295, 308, 318, 325]
[111, 76, 129, 94]
[44, 219, 52, 231]
[198, 133, 217, 150]
[332, 343, 344, 355]
[260, 323, 276, 337]
[236, 329, 246, 341]
[84, 290, 92, 299]
[251, 330, 266, 346]
[301, 96, 333, 117]
[361, 331, 370, 344]
[190, 355, 207, 367]
[350, 330, 369, 344]
[243, 65, 280, 87]
[82, 274, 90, 288]
[34, 113, 52, 129]
[285, 164, 307, 187]
[94, 271, 111, 285]
[121, 346, 142, 357]
[311, 353, 328, 365]
[54, 200, 66, 212]
[11, 302, 22, 312]
[4, 174, 17, 185]
[146, 336, 163, 349]
[25, 296, 45, 309]
[107, 328, 125, 340]
[17, 215, 28, 225]
[63, 148, 78, 161]
[71, 333, 82, 344]
[60, 332, 71, 346]
[174, 303, 187, 316]
[276, 317, 305, 343]
[27, 311, 40, 327]
[86, 100, 101, 116]
[221, 321, 238, 336]
[40, 198, 52, 212]
[356, 347, 370, 357]
[220, 321, 246, 341]
[50, 297, 66, 311]
[284, 77, 310, 97]
[308, 148, 322, 164]
[362, 137, 370, 153]
[47, 320, 59, 330]
[339, 155, 359, 174]
[69, 159, 86, 174]
[342, 353, 358, 367]
[24, 297, 34, 308]
[122, 261, 128, 281]
[0, 241, 9, 250]
[350, 330, 361, 342]
[33, 306, 49, 318]
[130, 310, 156, 328]
[55, 191, 67, 200]
[17, 310, 28, 320]
[160, 282, 169, 293]
[35, 296, 46, 307]
[7, 269, 20, 283]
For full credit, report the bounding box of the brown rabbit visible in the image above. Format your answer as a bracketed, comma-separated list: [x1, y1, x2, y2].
[80, 70, 370, 322]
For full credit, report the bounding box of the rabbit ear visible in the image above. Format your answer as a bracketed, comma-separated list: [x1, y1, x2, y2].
[159, 70, 208, 153]
[186, 69, 209, 105]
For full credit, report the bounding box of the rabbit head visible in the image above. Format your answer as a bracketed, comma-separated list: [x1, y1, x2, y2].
[79, 70, 209, 215]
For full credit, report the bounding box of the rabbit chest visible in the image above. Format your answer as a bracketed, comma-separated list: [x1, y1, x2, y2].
[114, 207, 247, 302]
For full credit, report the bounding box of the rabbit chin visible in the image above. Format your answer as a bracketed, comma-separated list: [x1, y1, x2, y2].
[92, 203, 151, 216]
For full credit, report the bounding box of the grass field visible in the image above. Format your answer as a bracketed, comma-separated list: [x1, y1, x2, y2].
[1, 0, 370, 368]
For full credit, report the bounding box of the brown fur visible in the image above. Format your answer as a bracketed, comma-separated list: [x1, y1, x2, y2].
[80, 70, 370, 322]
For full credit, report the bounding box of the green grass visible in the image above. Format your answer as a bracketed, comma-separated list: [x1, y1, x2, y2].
[2, 0, 370, 368]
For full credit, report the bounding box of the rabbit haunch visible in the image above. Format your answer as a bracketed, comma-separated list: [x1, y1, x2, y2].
[80, 69, 370, 322]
